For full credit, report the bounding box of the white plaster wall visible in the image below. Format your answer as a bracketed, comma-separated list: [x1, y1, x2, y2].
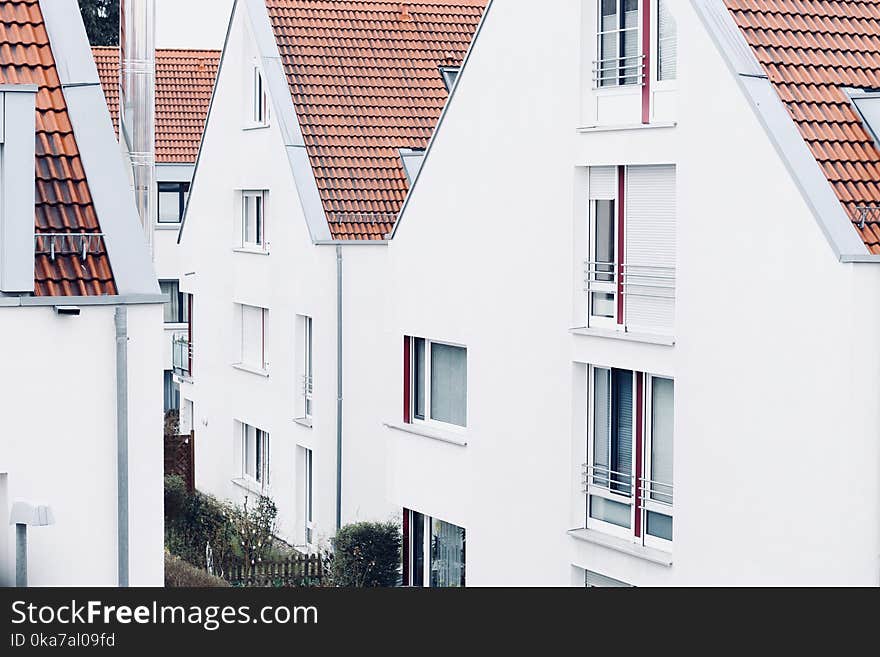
[0, 303, 164, 587]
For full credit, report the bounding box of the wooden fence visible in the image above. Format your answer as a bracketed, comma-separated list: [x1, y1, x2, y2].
[165, 431, 195, 492]
[215, 553, 329, 588]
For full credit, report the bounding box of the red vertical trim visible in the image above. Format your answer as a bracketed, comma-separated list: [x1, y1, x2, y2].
[402, 508, 410, 586]
[641, 0, 651, 124]
[403, 337, 412, 423]
[634, 372, 644, 538]
[261, 309, 266, 370]
[617, 166, 626, 325]
[187, 294, 193, 376]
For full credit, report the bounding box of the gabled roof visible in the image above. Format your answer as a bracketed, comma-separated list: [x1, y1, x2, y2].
[264, 0, 487, 240]
[0, 0, 115, 296]
[725, 0, 880, 253]
[92, 47, 220, 164]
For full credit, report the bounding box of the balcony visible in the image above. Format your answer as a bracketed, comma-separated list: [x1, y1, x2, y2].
[584, 260, 676, 336]
[592, 54, 646, 89]
[172, 335, 193, 379]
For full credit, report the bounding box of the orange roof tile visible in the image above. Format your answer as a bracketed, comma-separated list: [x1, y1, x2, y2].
[0, 0, 115, 296]
[726, 0, 880, 253]
[92, 47, 220, 163]
[265, 0, 486, 240]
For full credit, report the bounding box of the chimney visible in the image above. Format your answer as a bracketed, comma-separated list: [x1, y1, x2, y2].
[120, 0, 157, 258]
[399, 2, 413, 22]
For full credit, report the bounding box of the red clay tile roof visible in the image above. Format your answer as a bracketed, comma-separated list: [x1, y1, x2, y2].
[265, 0, 486, 240]
[0, 0, 115, 296]
[92, 47, 220, 163]
[726, 0, 880, 253]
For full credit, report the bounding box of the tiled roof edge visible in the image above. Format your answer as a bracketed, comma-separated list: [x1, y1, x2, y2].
[693, 0, 869, 260]
[41, 0, 159, 295]
[388, 0, 495, 242]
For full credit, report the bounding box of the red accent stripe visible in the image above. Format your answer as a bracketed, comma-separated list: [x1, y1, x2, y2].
[403, 337, 412, 423]
[188, 294, 193, 376]
[617, 166, 626, 325]
[402, 508, 410, 586]
[634, 372, 644, 538]
[641, 0, 651, 124]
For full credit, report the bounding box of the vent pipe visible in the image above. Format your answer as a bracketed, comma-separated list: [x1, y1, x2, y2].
[120, 0, 157, 258]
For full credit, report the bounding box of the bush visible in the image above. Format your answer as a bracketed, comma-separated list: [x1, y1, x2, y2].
[165, 552, 229, 588]
[332, 522, 401, 588]
[164, 475, 234, 569]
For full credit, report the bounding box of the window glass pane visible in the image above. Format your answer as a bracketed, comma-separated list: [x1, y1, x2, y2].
[592, 368, 611, 487]
[430, 519, 465, 588]
[163, 371, 179, 412]
[430, 343, 467, 426]
[658, 0, 677, 81]
[612, 369, 633, 496]
[411, 512, 425, 587]
[601, 0, 617, 28]
[623, 0, 639, 28]
[158, 185, 182, 223]
[591, 200, 616, 318]
[244, 425, 255, 478]
[159, 281, 180, 324]
[647, 511, 673, 541]
[590, 496, 631, 529]
[621, 26, 639, 84]
[414, 338, 426, 420]
[255, 196, 263, 244]
[599, 33, 618, 87]
[651, 377, 674, 504]
[255, 430, 263, 482]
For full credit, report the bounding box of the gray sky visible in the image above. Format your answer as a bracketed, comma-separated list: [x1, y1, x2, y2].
[156, 0, 234, 50]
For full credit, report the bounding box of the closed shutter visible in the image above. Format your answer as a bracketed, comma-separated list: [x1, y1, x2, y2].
[241, 305, 263, 367]
[624, 165, 676, 335]
[586, 570, 632, 588]
[658, 0, 677, 81]
[589, 166, 617, 200]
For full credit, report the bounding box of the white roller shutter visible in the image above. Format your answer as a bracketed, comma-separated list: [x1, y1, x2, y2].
[589, 166, 617, 200]
[586, 570, 632, 588]
[624, 165, 676, 335]
[241, 305, 264, 368]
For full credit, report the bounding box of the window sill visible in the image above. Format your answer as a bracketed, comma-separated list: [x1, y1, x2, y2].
[577, 121, 677, 134]
[164, 322, 188, 331]
[242, 123, 270, 132]
[570, 327, 675, 347]
[232, 363, 270, 378]
[173, 372, 193, 385]
[232, 478, 268, 497]
[383, 422, 468, 447]
[293, 417, 313, 429]
[233, 247, 270, 256]
[568, 528, 673, 567]
[155, 223, 182, 231]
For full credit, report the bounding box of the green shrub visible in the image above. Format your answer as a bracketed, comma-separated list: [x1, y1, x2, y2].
[164, 475, 234, 569]
[165, 552, 229, 588]
[331, 522, 401, 588]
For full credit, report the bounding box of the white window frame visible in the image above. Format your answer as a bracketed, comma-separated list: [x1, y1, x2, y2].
[241, 190, 267, 250]
[304, 447, 314, 546]
[588, 197, 619, 329]
[653, 0, 677, 87]
[596, 0, 643, 89]
[406, 511, 466, 588]
[237, 304, 269, 373]
[253, 67, 269, 126]
[586, 366, 674, 548]
[241, 424, 270, 490]
[410, 338, 468, 431]
[304, 317, 313, 419]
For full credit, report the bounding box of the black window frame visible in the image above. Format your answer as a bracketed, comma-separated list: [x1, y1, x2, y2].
[157, 181, 191, 224]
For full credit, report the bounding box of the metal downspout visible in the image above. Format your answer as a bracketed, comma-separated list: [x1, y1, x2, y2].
[115, 307, 130, 587]
[336, 246, 343, 531]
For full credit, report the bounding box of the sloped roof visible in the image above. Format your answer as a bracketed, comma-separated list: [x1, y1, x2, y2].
[0, 0, 115, 296]
[265, 0, 487, 240]
[92, 47, 220, 164]
[726, 0, 880, 253]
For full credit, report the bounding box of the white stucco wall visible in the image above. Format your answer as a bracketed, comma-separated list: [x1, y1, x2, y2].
[0, 302, 164, 587]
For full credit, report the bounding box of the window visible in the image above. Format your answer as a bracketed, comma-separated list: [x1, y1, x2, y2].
[241, 191, 267, 249]
[439, 66, 460, 92]
[584, 165, 676, 335]
[657, 0, 676, 81]
[586, 367, 673, 548]
[399, 148, 426, 185]
[157, 182, 190, 223]
[237, 304, 269, 372]
[404, 510, 465, 588]
[303, 447, 314, 545]
[159, 280, 188, 324]
[597, 0, 641, 87]
[253, 68, 269, 125]
[241, 423, 270, 488]
[163, 371, 180, 412]
[405, 337, 467, 428]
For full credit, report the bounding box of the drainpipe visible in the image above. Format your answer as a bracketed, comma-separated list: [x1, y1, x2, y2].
[336, 246, 343, 531]
[115, 307, 130, 587]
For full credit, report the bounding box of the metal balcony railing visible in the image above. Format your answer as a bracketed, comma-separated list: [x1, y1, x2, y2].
[35, 233, 106, 262]
[592, 54, 646, 88]
[172, 335, 193, 378]
[581, 464, 673, 508]
[584, 261, 676, 300]
[302, 374, 313, 417]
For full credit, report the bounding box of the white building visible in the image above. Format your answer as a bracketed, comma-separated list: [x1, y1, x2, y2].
[177, 0, 486, 550]
[0, 0, 164, 586]
[93, 47, 220, 413]
[381, 0, 880, 586]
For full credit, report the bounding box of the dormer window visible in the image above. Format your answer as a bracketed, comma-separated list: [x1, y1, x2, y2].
[596, 0, 641, 88]
[399, 148, 426, 185]
[439, 66, 460, 92]
[253, 68, 269, 125]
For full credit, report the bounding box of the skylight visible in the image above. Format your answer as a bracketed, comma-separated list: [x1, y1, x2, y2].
[847, 88, 880, 151]
[439, 66, 460, 93]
